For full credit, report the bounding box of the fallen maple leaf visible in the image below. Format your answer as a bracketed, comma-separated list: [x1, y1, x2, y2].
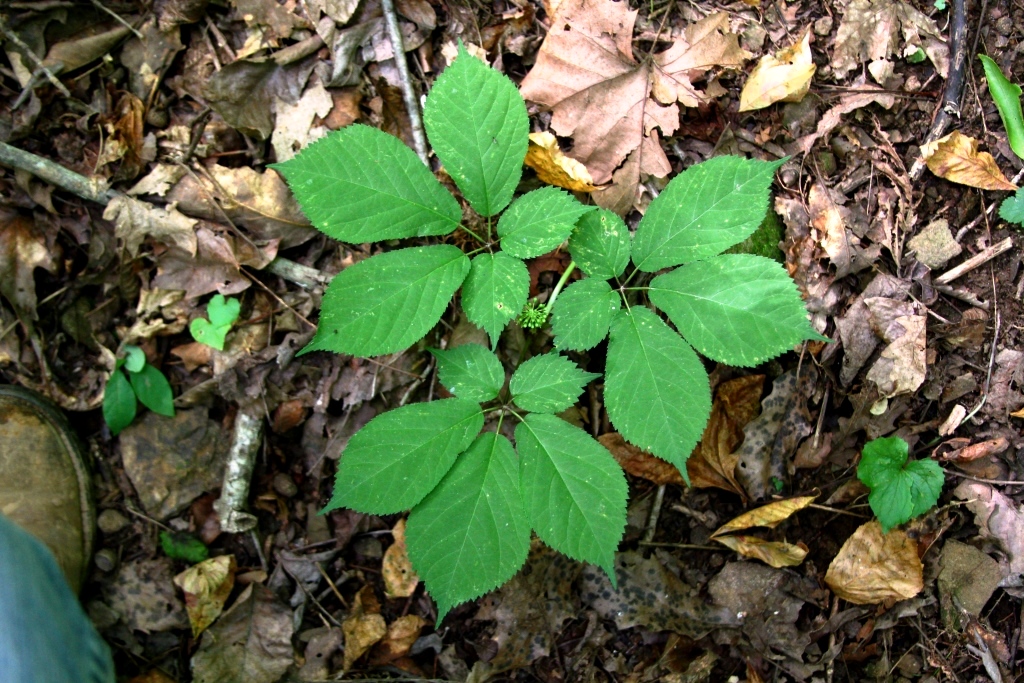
[524, 132, 596, 192]
[519, 0, 749, 213]
[739, 29, 816, 112]
[921, 130, 1017, 191]
[825, 520, 923, 604]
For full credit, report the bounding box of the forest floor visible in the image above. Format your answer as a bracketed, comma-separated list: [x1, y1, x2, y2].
[1, 0, 1023, 680]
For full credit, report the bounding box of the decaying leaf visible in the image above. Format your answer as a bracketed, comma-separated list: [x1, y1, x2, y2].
[369, 615, 427, 665]
[202, 58, 315, 139]
[0, 209, 56, 319]
[272, 81, 333, 162]
[954, 481, 1024, 592]
[712, 496, 816, 537]
[713, 535, 808, 568]
[103, 195, 199, 258]
[153, 226, 278, 299]
[831, 0, 949, 79]
[825, 520, 923, 604]
[739, 29, 816, 112]
[921, 131, 1017, 191]
[174, 555, 237, 637]
[796, 85, 895, 155]
[342, 586, 387, 671]
[809, 184, 874, 279]
[382, 518, 419, 599]
[687, 375, 765, 499]
[864, 298, 926, 398]
[600, 432, 685, 485]
[520, 0, 748, 212]
[524, 132, 596, 192]
[192, 583, 294, 683]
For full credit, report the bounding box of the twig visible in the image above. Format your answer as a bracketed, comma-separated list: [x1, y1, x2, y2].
[934, 283, 988, 309]
[88, 0, 143, 39]
[909, 0, 967, 180]
[962, 309, 1001, 423]
[641, 484, 666, 544]
[379, 0, 429, 165]
[934, 237, 1013, 285]
[0, 16, 72, 101]
[943, 468, 1024, 486]
[213, 404, 264, 533]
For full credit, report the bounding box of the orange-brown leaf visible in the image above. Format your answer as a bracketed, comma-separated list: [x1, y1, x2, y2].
[922, 131, 1017, 191]
[599, 432, 685, 485]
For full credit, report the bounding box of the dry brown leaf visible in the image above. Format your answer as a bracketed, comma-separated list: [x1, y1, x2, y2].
[739, 29, 816, 112]
[369, 615, 427, 665]
[600, 432, 684, 485]
[0, 209, 56, 319]
[382, 518, 419, 599]
[520, 0, 748, 212]
[711, 496, 816, 538]
[343, 586, 387, 671]
[173, 554, 237, 637]
[825, 520, 923, 604]
[713, 535, 808, 568]
[686, 375, 765, 500]
[921, 131, 1017, 191]
[954, 481, 1024, 591]
[831, 0, 949, 79]
[864, 298, 926, 398]
[524, 132, 596, 192]
[103, 195, 198, 259]
[796, 85, 895, 155]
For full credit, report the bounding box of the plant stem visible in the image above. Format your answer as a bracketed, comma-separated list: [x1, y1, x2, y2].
[379, 0, 429, 165]
[543, 261, 576, 313]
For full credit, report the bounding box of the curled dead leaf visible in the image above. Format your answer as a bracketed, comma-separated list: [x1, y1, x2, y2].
[921, 131, 1017, 191]
[382, 518, 420, 598]
[713, 535, 808, 568]
[524, 132, 596, 192]
[825, 520, 923, 604]
[343, 586, 387, 671]
[173, 554, 237, 637]
[711, 496, 816, 538]
[599, 432, 684, 485]
[739, 29, 816, 112]
[369, 615, 427, 665]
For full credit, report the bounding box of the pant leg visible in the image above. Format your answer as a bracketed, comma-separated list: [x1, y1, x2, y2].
[0, 514, 115, 683]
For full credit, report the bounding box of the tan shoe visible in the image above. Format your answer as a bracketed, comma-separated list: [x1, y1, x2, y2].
[0, 385, 95, 593]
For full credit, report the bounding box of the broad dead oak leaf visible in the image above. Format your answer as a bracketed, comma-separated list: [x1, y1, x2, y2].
[921, 130, 1017, 191]
[519, 0, 749, 212]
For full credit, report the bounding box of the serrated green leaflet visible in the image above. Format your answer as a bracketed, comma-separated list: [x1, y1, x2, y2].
[568, 209, 630, 279]
[1000, 189, 1024, 226]
[103, 370, 136, 435]
[496, 187, 593, 259]
[272, 125, 461, 242]
[632, 156, 783, 272]
[305, 245, 470, 357]
[461, 252, 529, 348]
[423, 46, 528, 216]
[857, 436, 943, 532]
[515, 414, 626, 579]
[430, 344, 505, 402]
[551, 279, 620, 351]
[325, 398, 484, 515]
[649, 254, 821, 367]
[407, 431, 530, 622]
[129, 364, 175, 417]
[510, 353, 599, 413]
[605, 307, 710, 474]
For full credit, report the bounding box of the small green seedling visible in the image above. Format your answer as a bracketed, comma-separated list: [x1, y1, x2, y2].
[103, 344, 175, 435]
[978, 54, 1024, 228]
[189, 294, 241, 351]
[275, 46, 823, 620]
[160, 530, 210, 564]
[857, 436, 943, 532]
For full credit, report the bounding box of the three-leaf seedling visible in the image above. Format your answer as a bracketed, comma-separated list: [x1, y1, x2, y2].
[275, 46, 823, 619]
[857, 436, 943, 532]
[103, 345, 175, 435]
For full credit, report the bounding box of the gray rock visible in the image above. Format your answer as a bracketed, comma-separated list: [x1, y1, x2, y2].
[97, 509, 130, 534]
[908, 219, 962, 269]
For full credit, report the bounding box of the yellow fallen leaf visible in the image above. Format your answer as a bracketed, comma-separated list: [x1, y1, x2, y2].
[1010, 407, 1024, 419]
[173, 555, 236, 637]
[524, 132, 597, 192]
[369, 614, 427, 665]
[921, 130, 1017, 191]
[825, 520, 923, 604]
[739, 29, 816, 112]
[382, 518, 419, 599]
[711, 496, 817, 538]
[343, 586, 387, 671]
[713, 535, 808, 568]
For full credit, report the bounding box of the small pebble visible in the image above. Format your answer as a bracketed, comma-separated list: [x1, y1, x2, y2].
[813, 15, 833, 36]
[94, 548, 118, 572]
[97, 509, 130, 534]
[273, 472, 299, 498]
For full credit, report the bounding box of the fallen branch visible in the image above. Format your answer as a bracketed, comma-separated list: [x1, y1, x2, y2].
[934, 237, 1013, 285]
[380, 0, 430, 165]
[213, 403, 264, 533]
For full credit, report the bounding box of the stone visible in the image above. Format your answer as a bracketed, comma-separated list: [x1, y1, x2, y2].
[908, 219, 962, 269]
[272, 472, 298, 497]
[937, 539, 1003, 629]
[97, 509, 130, 534]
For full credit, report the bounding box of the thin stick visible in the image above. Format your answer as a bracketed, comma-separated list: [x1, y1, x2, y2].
[0, 140, 113, 203]
[934, 237, 1013, 285]
[0, 17, 72, 100]
[88, 0, 143, 38]
[641, 484, 666, 544]
[943, 468, 1024, 486]
[379, 0, 429, 165]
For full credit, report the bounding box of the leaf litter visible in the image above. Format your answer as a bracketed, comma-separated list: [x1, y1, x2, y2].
[2, 0, 1023, 680]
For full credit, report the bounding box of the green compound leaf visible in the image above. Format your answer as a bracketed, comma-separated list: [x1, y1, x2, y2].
[632, 156, 783, 272]
[496, 186, 594, 259]
[568, 208, 631, 279]
[605, 307, 711, 474]
[423, 45, 528, 216]
[305, 245, 470, 357]
[190, 294, 241, 351]
[857, 436, 944, 532]
[551, 278, 620, 351]
[430, 343, 505, 402]
[325, 398, 484, 515]
[515, 413, 627, 579]
[129, 364, 175, 417]
[461, 252, 529, 348]
[103, 369, 137, 435]
[408, 431, 531, 623]
[999, 188, 1024, 226]
[980, 55, 1024, 161]
[649, 254, 823, 367]
[272, 124, 462, 242]
[510, 353, 599, 414]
